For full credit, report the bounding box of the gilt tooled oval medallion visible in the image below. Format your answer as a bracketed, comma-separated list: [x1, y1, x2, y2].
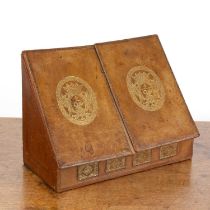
[126, 66, 165, 111]
[56, 76, 97, 125]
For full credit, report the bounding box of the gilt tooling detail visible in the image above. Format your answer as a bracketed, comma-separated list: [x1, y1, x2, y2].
[56, 76, 97, 125]
[160, 143, 178, 159]
[126, 66, 165, 111]
[133, 149, 152, 166]
[106, 157, 126, 172]
[78, 162, 99, 181]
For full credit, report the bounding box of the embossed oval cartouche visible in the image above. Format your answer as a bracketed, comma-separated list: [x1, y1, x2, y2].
[56, 76, 98, 126]
[126, 65, 165, 111]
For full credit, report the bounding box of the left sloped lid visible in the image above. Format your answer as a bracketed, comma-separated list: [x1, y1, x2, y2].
[22, 46, 134, 167]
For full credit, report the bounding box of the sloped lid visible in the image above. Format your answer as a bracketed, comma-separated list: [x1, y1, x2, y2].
[22, 46, 133, 167]
[95, 35, 199, 152]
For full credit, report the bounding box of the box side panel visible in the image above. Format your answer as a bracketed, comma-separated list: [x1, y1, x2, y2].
[22, 55, 58, 191]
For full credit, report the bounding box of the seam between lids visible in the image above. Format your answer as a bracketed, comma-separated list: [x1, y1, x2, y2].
[93, 49, 135, 155]
[94, 45, 136, 153]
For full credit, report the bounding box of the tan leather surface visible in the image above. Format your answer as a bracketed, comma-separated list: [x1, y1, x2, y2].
[95, 35, 199, 152]
[22, 46, 133, 168]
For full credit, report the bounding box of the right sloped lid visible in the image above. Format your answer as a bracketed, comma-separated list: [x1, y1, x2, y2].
[95, 35, 199, 152]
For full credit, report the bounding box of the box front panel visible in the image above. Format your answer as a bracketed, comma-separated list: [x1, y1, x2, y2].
[58, 139, 193, 192]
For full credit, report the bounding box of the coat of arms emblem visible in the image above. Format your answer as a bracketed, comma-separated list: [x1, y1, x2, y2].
[126, 66, 165, 111]
[56, 76, 97, 125]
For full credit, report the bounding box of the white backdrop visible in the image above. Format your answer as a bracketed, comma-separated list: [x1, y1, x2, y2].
[0, 0, 209, 120]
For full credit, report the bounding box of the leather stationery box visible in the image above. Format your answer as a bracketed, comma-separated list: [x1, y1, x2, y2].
[22, 35, 199, 192]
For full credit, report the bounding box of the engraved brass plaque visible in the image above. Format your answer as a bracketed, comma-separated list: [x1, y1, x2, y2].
[160, 143, 178, 159]
[133, 149, 151, 166]
[126, 66, 165, 111]
[56, 76, 97, 125]
[106, 157, 126, 172]
[78, 162, 98, 181]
